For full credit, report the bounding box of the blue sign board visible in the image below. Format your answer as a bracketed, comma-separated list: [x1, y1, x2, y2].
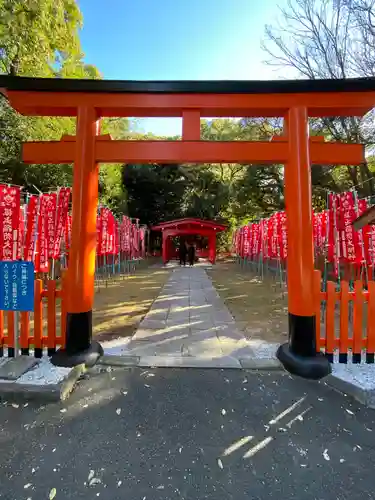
[0, 261, 34, 312]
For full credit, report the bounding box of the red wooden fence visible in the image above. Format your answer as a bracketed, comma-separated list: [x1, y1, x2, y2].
[0, 277, 66, 357]
[315, 270, 375, 363]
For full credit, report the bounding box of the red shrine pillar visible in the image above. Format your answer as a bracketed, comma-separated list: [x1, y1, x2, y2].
[208, 233, 217, 264]
[51, 106, 103, 367]
[277, 107, 330, 379]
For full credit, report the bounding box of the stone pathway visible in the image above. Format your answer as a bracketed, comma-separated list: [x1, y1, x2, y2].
[117, 266, 258, 367]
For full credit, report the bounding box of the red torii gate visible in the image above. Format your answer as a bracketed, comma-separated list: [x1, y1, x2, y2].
[151, 218, 226, 264]
[0, 75, 373, 379]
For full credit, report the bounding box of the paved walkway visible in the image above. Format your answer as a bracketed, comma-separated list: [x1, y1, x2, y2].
[117, 266, 258, 367]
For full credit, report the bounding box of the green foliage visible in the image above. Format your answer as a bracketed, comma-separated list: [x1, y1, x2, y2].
[0, 0, 130, 202]
[123, 164, 186, 225]
[0, 0, 82, 76]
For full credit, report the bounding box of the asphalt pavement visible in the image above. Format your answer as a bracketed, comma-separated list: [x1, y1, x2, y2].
[0, 367, 374, 500]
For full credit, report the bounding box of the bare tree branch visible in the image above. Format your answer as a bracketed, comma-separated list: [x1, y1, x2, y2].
[262, 0, 375, 197]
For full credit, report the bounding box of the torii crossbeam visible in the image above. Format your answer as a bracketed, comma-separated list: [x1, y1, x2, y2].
[1, 75, 374, 379]
[23, 135, 364, 165]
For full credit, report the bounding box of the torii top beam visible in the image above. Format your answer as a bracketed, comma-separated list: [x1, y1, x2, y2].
[1, 75, 375, 118]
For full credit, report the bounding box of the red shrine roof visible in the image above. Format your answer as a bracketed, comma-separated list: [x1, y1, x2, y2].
[151, 218, 226, 232]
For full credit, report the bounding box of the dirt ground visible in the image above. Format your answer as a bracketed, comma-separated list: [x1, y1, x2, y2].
[92, 265, 170, 342]
[207, 259, 288, 344]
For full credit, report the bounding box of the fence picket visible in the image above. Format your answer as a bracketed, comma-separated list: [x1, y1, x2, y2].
[339, 281, 350, 363]
[313, 270, 322, 352]
[34, 280, 43, 358]
[60, 272, 67, 348]
[47, 280, 57, 356]
[353, 280, 363, 363]
[0, 311, 3, 356]
[325, 281, 335, 362]
[7, 312, 15, 357]
[367, 281, 375, 363]
[20, 312, 29, 355]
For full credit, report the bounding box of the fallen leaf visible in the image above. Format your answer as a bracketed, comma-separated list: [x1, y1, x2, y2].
[49, 488, 57, 499]
[89, 478, 101, 486]
[221, 409, 226, 416]
[88, 470, 95, 481]
[24, 483, 31, 489]
[117, 481, 122, 487]
[323, 449, 330, 461]
[217, 458, 224, 469]
[345, 409, 354, 415]
[12, 403, 19, 409]
[116, 408, 121, 415]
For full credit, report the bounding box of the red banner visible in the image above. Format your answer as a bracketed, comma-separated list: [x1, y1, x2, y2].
[243, 225, 250, 257]
[24, 195, 39, 262]
[356, 198, 368, 264]
[340, 191, 356, 262]
[98, 208, 109, 256]
[17, 206, 25, 260]
[36, 194, 49, 272]
[45, 193, 57, 259]
[106, 211, 115, 255]
[124, 217, 131, 253]
[279, 211, 287, 260]
[65, 214, 72, 253]
[0, 185, 21, 261]
[53, 188, 71, 259]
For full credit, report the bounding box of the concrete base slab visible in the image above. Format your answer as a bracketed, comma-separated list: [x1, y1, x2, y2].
[239, 357, 283, 370]
[0, 356, 38, 380]
[0, 360, 85, 402]
[138, 355, 242, 368]
[98, 355, 140, 367]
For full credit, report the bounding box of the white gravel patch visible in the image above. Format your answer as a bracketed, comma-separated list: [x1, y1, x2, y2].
[331, 361, 375, 391]
[16, 357, 71, 386]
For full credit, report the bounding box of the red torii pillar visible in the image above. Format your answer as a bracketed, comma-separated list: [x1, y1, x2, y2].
[52, 107, 103, 366]
[276, 107, 326, 378]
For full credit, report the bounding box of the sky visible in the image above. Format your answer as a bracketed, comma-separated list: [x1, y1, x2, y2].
[77, 0, 289, 136]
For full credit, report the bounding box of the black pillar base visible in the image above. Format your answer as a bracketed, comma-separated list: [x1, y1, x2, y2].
[50, 310, 103, 368]
[277, 312, 331, 380]
[277, 343, 331, 380]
